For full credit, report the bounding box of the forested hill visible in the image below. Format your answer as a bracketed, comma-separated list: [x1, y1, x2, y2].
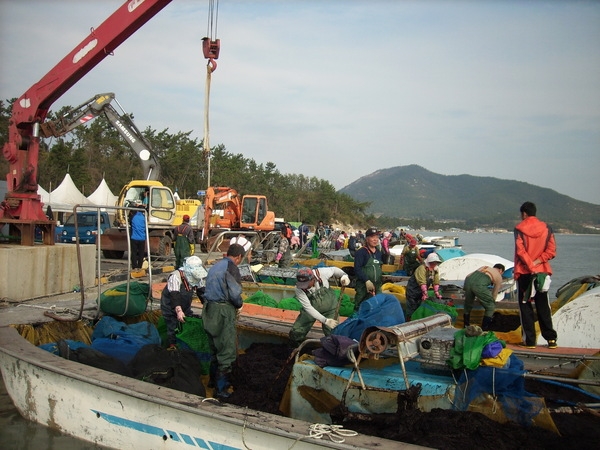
[340, 165, 600, 233]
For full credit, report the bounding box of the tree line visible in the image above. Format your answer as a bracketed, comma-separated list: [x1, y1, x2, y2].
[0, 99, 371, 228]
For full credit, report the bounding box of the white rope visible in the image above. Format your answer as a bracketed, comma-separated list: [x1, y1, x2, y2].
[308, 423, 358, 444]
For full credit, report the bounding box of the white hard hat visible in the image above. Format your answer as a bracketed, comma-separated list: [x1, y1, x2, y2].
[231, 235, 252, 252]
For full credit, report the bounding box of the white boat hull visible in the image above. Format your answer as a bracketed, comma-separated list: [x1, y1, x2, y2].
[553, 286, 600, 349]
[0, 327, 405, 450]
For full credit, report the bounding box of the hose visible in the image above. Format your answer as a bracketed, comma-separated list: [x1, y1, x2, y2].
[534, 378, 600, 402]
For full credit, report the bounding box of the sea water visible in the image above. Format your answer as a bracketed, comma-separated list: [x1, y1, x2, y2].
[1, 232, 599, 448]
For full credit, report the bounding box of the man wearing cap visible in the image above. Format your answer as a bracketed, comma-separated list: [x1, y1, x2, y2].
[160, 255, 208, 350]
[174, 214, 195, 269]
[405, 252, 443, 319]
[353, 227, 383, 312]
[463, 263, 506, 330]
[289, 266, 351, 348]
[202, 243, 246, 398]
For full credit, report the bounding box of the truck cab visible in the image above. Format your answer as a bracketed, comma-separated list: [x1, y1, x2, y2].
[59, 211, 111, 244]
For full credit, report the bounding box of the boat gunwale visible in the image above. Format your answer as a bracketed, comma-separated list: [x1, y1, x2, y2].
[0, 325, 407, 449]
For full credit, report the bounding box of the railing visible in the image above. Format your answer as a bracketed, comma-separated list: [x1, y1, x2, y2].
[71, 203, 152, 320]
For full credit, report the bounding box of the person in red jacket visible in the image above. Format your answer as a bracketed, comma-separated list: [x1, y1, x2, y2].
[514, 201, 558, 349]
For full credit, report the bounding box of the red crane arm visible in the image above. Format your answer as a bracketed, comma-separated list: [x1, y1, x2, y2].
[2, 0, 172, 224]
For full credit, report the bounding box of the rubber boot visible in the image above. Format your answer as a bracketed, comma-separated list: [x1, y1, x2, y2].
[207, 361, 218, 389]
[463, 313, 470, 328]
[215, 371, 232, 399]
[481, 316, 493, 331]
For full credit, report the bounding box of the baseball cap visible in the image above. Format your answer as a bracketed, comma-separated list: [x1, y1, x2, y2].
[365, 227, 379, 237]
[183, 215, 190, 222]
[296, 267, 314, 289]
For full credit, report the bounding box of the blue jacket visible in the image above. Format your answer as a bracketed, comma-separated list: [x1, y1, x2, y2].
[204, 257, 243, 308]
[131, 211, 146, 241]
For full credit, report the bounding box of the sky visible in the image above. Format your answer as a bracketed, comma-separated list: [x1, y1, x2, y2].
[1, 0, 599, 205]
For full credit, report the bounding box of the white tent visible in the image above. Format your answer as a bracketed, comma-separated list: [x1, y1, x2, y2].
[47, 173, 93, 212]
[37, 184, 50, 203]
[87, 178, 118, 207]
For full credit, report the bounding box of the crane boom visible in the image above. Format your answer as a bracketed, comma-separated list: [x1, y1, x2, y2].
[40, 93, 161, 181]
[1, 0, 172, 242]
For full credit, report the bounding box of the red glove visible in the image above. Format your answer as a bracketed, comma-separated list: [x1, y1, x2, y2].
[420, 284, 428, 300]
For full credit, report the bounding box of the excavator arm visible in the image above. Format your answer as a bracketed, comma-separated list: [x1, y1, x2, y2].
[1, 0, 172, 242]
[40, 93, 161, 181]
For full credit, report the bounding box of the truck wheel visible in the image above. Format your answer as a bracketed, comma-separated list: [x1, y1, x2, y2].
[158, 235, 172, 257]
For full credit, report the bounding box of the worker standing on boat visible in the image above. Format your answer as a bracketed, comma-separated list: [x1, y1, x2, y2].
[289, 266, 351, 348]
[275, 228, 292, 268]
[173, 215, 195, 269]
[353, 227, 383, 311]
[400, 237, 423, 276]
[405, 253, 443, 319]
[202, 243, 246, 399]
[514, 201, 558, 349]
[462, 264, 506, 330]
[160, 256, 208, 349]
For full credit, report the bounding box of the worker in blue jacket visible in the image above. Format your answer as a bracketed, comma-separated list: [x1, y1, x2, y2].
[202, 243, 246, 399]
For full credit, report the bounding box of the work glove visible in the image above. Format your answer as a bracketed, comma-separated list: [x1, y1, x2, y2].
[340, 274, 350, 286]
[175, 306, 185, 323]
[420, 284, 428, 301]
[275, 253, 282, 262]
[365, 280, 375, 293]
[324, 318, 339, 329]
[434, 285, 443, 299]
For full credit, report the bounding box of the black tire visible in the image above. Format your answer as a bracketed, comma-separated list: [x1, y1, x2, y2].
[158, 235, 172, 257]
[103, 250, 125, 259]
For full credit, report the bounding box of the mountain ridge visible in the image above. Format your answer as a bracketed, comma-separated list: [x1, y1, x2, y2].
[340, 165, 600, 232]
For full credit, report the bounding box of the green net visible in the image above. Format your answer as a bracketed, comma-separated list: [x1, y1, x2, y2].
[337, 292, 355, 317]
[411, 299, 458, 322]
[175, 317, 212, 375]
[278, 297, 302, 311]
[244, 291, 279, 307]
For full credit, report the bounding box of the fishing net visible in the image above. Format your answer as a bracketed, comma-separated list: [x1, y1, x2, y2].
[277, 296, 302, 311]
[173, 316, 212, 375]
[453, 354, 555, 430]
[13, 321, 94, 346]
[244, 291, 279, 307]
[411, 299, 458, 323]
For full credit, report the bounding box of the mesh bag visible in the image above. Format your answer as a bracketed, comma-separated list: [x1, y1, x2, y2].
[453, 354, 547, 427]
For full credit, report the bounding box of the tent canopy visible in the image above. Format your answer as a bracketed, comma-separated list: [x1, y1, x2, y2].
[87, 178, 118, 207]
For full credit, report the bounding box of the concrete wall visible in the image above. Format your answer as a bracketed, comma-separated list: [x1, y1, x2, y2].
[0, 244, 96, 301]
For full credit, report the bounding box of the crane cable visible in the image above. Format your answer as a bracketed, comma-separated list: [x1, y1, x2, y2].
[203, 0, 220, 187]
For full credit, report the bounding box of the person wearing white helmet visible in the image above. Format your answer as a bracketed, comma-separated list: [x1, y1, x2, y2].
[160, 255, 208, 350]
[405, 252, 443, 319]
